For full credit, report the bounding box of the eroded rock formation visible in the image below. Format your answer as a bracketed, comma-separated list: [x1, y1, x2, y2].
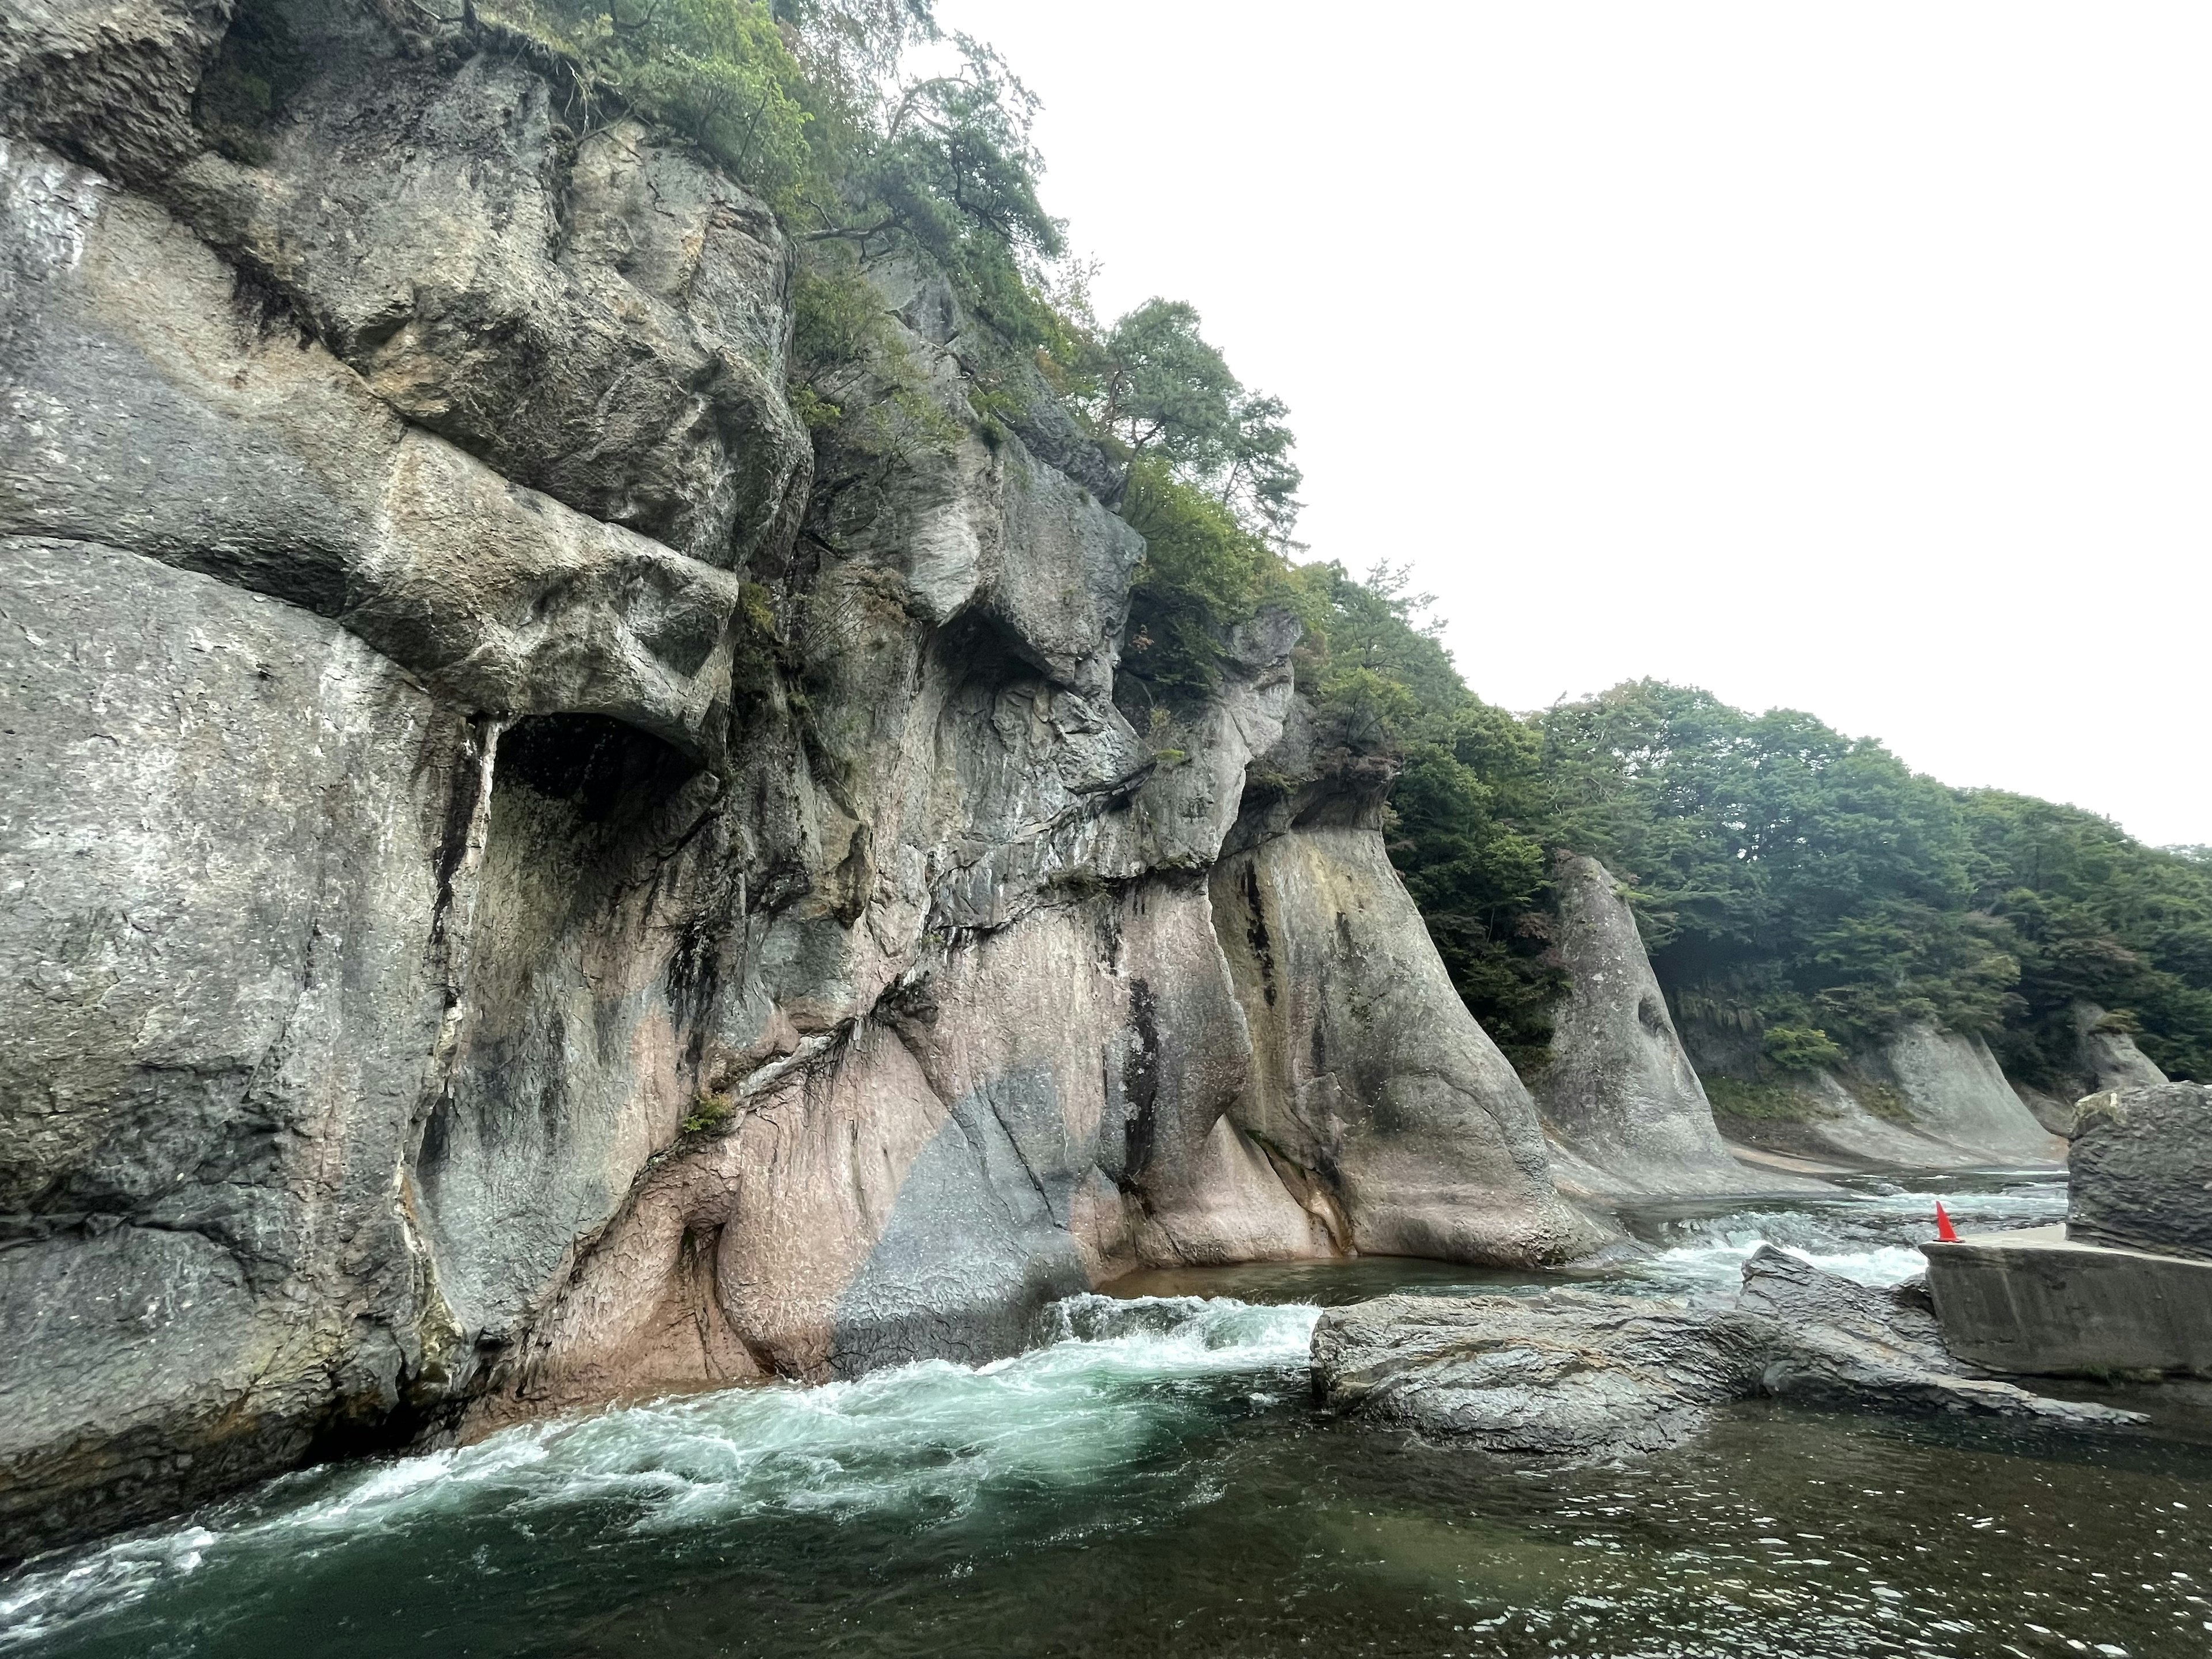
[2014, 1003, 2169, 1135]
[1210, 782, 1604, 1266]
[1855, 1024, 2066, 1166]
[0, 1, 1600, 1556]
[1310, 1246, 2145, 1456]
[1685, 1011, 2067, 1171]
[2067, 1082, 2212, 1262]
[1531, 854, 1785, 1194]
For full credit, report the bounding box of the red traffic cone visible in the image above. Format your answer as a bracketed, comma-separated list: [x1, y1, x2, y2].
[1934, 1201, 1960, 1243]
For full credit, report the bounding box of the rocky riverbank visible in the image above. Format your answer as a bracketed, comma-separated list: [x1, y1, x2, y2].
[1310, 1245, 2145, 1456]
[0, 0, 2164, 1568]
[0, 0, 1607, 1557]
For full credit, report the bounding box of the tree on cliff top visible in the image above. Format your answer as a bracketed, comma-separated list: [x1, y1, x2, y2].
[1069, 300, 1305, 703]
[1078, 300, 1302, 546]
[484, 1, 1060, 337]
[1287, 565, 1566, 1070]
[497, 2, 1302, 709]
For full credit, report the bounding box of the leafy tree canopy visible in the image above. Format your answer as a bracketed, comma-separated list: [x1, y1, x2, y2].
[1070, 300, 1302, 543]
[1070, 302, 1304, 702]
[483, 1, 1058, 335]
[1524, 681, 2211, 1083]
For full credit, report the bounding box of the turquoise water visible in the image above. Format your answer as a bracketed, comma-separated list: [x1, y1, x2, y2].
[7, 1173, 2211, 1658]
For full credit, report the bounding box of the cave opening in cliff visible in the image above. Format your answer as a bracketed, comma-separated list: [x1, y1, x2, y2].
[411, 711, 713, 1344]
[493, 713, 701, 828]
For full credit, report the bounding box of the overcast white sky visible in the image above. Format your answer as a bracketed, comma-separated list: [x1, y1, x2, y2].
[933, 1, 2210, 847]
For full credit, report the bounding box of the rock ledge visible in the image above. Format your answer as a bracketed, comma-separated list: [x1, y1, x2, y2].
[1310, 1248, 2145, 1456]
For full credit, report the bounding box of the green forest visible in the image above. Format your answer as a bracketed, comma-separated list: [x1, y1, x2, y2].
[457, 0, 2211, 1089]
[1378, 665, 2212, 1089]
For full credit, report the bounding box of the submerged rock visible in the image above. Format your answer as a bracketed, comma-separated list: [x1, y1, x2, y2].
[1310, 1248, 2144, 1456]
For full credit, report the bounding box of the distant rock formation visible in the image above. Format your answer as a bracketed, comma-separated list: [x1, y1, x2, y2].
[1861, 1024, 2066, 1167]
[2015, 1003, 2169, 1135]
[2073, 1003, 2169, 1093]
[1530, 856, 2056, 1177]
[1530, 855, 1785, 1194]
[1746, 1070, 2002, 1170]
[1693, 1024, 2066, 1172]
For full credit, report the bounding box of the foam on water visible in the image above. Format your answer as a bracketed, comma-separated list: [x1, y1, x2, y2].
[0, 1294, 1317, 1651]
[1, 1176, 2083, 1656]
[1625, 1175, 2067, 1296]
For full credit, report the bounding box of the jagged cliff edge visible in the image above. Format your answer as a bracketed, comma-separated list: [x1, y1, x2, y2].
[0, 1, 1606, 1557]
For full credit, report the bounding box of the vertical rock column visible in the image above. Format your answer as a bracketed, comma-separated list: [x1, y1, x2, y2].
[1212, 821, 1605, 1266]
[1530, 854, 1773, 1195]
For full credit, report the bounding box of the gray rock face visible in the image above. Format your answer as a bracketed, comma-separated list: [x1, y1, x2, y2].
[2010, 1005, 2165, 1138]
[0, 0, 233, 188]
[166, 47, 812, 570]
[0, 539, 475, 1556]
[1310, 1247, 2144, 1456]
[1, 137, 750, 764]
[1703, 1031, 2066, 1172]
[0, 2, 1607, 1555]
[2073, 1002, 2168, 1095]
[1211, 819, 1606, 1268]
[1862, 1024, 2065, 1168]
[2068, 1083, 2212, 1262]
[2014, 1081, 2081, 1138]
[1752, 1070, 2007, 1171]
[1531, 854, 1777, 1194]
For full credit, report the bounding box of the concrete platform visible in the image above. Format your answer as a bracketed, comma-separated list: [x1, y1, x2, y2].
[1922, 1224, 2212, 1377]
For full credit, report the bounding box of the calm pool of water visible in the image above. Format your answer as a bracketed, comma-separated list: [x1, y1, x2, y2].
[8, 1172, 2210, 1658]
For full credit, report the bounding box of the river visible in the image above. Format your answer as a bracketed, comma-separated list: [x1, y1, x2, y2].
[7, 1172, 2210, 1658]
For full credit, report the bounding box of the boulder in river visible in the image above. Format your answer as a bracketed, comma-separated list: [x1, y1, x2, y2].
[1310, 1247, 2144, 1456]
[2068, 1082, 2212, 1262]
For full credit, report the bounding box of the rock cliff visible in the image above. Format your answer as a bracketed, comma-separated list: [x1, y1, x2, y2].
[0, 0, 1599, 1557]
[1530, 854, 1785, 1194]
[1522, 853, 2067, 1185]
[1855, 1024, 2066, 1167]
[1685, 1009, 2068, 1171]
[2013, 1003, 2168, 1135]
